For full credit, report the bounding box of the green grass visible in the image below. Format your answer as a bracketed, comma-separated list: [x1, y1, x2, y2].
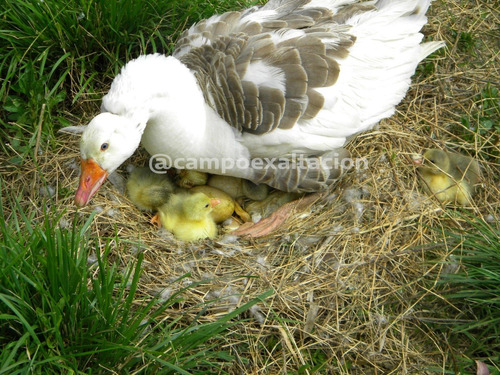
[442, 21, 500, 162]
[0, 0, 261, 162]
[429, 213, 500, 373]
[0, 190, 272, 373]
[459, 85, 500, 160]
[450, 29, 476, 54]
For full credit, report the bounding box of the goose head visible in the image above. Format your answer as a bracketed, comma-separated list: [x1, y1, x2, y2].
[75, 112, 145, 207]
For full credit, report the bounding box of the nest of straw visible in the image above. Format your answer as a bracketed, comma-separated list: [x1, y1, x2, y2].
[1, 0, 498, 373]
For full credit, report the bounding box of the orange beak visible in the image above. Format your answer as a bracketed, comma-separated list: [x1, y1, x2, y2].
[75, 159, 109, 207]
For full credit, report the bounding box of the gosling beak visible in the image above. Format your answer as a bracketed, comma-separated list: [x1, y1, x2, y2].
[210, 198, 221, 208]
[75, 159, 108, 207]
[412, 154, 424, 166]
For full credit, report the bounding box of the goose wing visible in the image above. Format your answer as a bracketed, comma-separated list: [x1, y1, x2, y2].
[174, 0, 367, 135]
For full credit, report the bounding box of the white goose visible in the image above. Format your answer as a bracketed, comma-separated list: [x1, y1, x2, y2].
[74, 0, 444, 207]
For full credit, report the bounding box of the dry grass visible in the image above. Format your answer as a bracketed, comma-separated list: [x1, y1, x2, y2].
[1, 0, 498, 373]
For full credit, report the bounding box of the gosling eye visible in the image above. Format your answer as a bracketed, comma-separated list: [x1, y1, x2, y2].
[204, 203, 210, 208]
[100, 143, 109, 151]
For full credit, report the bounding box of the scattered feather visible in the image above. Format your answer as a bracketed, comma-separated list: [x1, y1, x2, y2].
[342, 188, 365, 219]
[58, 218, 71, 229]
[251, 213, 262, 223]
[58, 125, 87, 134]
[250, 305, 265, 325]
[304, 303, 319, 333]
[108, 171, 126, 194]
[87, 253, 97, 266]
[484, 214, 495, 223]
[256, 255, 271, 271]
[217, 234, 239, 244]
[157, 288, 173, 302]
[105, 208, 117, 218]
[66, 159, 79, 171]
[39, 185, 55, 198]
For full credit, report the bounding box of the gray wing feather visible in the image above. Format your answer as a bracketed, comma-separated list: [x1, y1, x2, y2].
[176, 2, 363, 135]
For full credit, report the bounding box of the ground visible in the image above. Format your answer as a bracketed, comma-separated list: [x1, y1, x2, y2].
[1, 0, 499, 373]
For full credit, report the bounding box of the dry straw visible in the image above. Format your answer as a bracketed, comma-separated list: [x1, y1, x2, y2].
[1, 0, 498, 373]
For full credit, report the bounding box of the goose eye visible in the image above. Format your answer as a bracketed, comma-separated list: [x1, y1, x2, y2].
[204, 203, 210, 208]
[100, 143, 109, 151]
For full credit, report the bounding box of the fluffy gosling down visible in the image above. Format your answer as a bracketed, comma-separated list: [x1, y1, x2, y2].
[414, 149, 481, 205]
[207, 175, 269, 201]
[126, 167, 178, 211]
[176, 170, 208, 188]
[154, 192, 220, 242]
[190, 185, 251, 223]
